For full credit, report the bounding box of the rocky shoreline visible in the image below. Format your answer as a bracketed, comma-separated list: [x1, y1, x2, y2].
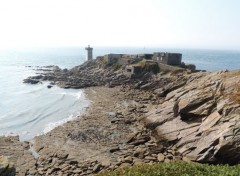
[1, 86, 185, 176]
[2, 58, 240, 175]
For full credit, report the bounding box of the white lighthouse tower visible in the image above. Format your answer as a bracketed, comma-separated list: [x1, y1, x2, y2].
[85, 45, 93, 61]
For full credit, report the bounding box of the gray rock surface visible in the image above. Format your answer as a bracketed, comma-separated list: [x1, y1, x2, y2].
[144, 70, 240, 164]
[0, 136, 36, 176]
[21, 58, 240, 174]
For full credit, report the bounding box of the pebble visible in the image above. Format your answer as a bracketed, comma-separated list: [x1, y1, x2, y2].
[157, 153, 165, 162]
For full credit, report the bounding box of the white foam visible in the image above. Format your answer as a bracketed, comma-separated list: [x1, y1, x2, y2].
[69, 91, 83, 100]
[75, 91, 83, 100]
[59, 92, 67, 95]
[41, 113, 82, 135]
[4, 132, 19, 137]
[58, 91, 83, 100]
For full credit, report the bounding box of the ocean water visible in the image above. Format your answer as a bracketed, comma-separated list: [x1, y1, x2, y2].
[0, 47, 240, 141]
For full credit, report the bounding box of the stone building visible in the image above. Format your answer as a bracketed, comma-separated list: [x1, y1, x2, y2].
[104, 54, 122, 65]
[126, 65, 142, 76]
[118, 54, 153, 65]
[152, 52, 182, 66]
[136, 54, 153, 60]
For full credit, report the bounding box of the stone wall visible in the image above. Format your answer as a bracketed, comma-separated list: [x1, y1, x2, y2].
[153, 52, 182, 66]
[104, 54, 122, 65]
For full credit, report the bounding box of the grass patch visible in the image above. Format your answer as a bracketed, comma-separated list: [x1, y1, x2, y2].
[112, 63, 123, 70]
[97, 162, 240, 176]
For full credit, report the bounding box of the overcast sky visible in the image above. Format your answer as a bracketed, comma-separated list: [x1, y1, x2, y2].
[0, 0, 239, 50]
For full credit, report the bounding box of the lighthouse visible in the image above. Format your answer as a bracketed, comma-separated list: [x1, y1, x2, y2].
[85, 45, 93, 61]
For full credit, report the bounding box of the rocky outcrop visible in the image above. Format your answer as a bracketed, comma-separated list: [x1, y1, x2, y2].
[23, 58, 240, 166]
[144, 70, 240, 164]
[23, 59, 132, 89]
[0, 136, 36, 176]
[0, 156, 15, 176]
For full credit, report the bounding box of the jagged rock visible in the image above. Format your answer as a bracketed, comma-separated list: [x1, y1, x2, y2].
[134, 147, 147, 156]
[93, 163, 102, 172]
[109, 146, 120, 153]
[23, 78, 41, 84]
[123, 156, 133, 163]
[144, 71, 240, 164]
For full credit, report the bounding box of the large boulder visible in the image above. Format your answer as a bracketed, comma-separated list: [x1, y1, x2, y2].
[144, 70, 240, 164]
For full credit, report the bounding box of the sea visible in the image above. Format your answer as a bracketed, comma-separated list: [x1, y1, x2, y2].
[0, 47, 240, 141]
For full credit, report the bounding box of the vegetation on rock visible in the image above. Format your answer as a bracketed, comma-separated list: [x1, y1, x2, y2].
[131, 60, 160, 74]
[97, 162, 240, 176]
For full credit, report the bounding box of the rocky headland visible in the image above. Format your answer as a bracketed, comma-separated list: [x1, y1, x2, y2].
[2, 57, 240, 175]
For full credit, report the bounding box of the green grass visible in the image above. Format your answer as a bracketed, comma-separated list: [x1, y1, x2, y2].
[112, 63, 123, 70]
[97, 162, 240, 176]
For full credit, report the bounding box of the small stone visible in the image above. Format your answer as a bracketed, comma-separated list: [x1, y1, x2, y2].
[166, 154, 174, 160]
[125, 145, 135, 149]
[73, 169, 82, 174]
[61, 165, 71, 172]
[28, 168, 37, 175]
[151, 154, 157, 157]
[109, 146, 120, 153]
[57, 152, 68, 159]
[145, 156, 156, 161]
[46, 168, 58, 175]
[164, 158, 171, 163]
[60, 164, 69, 169]
[123, 156, 133, 163]
[86, 169, 93, 174]
[137, 153, 145, 159]
[37, 167, 45, 172]
[101, 159, 111, 167]
[93, 163, 101, 172]
[133, 159, 144, 165]
[167, 150, 176, 155]
[120, 163, 131, 168]
[174, 156, 183, 161]
[144, 151, 150, 156]
[157, 153, 165, 162]
[134, 147, 147, 156]
[146, 161, 154, 165]
[182, 157, 191, 163]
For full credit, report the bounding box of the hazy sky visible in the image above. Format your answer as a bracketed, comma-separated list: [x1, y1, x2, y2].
[0, 0, 240, 50]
